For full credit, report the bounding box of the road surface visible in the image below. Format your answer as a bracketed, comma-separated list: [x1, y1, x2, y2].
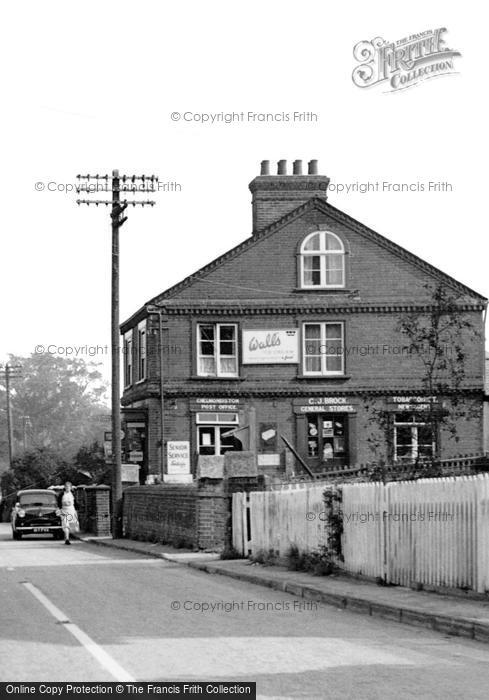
[1, 523, 489, 698]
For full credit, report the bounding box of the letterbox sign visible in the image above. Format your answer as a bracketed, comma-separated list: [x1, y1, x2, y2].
[242, 329, 299, 364]
[167, 440, 191, 474]
[293, 397, 357, 414]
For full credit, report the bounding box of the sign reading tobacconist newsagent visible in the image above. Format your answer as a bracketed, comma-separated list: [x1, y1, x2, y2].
[242, 330, 299, 364]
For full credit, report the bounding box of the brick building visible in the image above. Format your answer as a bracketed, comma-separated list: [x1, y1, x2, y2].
[120, 159, 487, 484]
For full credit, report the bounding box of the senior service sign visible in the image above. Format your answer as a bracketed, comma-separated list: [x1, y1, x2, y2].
[242, 329, 299, 364]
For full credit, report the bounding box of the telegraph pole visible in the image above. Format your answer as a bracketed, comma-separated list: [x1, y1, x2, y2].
[1, 363, 22, 468]
[76, 171, 158, 537]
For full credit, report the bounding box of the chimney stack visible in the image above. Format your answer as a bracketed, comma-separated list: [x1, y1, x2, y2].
[249, 159, 329, 234]
[293, 160, 303, 175]
[308, 159, 318, 175]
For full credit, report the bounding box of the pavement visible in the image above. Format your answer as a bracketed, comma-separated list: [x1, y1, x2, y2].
[4, 524, 489, 698]
[79, 532, 489, 644]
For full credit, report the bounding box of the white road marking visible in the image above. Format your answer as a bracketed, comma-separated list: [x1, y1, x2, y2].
[1, 558, 167, 569]
[22, 581, 135, 681]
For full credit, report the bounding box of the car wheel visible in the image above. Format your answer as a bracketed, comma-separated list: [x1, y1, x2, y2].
[12, 531, 21, 540]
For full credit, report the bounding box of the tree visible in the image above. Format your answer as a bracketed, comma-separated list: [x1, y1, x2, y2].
[396, 282, 481, 458]
[0, 447, 68, 519]
[363, 282, 482, 476]
[72, 441, 111, 485]
[0, 353, 108, 463]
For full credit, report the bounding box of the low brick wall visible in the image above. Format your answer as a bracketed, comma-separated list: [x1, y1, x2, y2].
[122, 480, 234, 551]
[123, 484, 199, 549]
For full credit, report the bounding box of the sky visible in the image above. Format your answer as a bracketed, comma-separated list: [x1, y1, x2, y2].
[1, 0, 486, 381]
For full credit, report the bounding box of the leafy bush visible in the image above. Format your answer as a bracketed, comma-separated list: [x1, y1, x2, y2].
[286, 543, 338, 576]
[220, 545, 245, 560]
[250, 548, 278, 566]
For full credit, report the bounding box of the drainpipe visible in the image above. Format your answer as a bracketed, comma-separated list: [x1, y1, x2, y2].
[148, 306, 167, 481]
[158, 311, 167, 481]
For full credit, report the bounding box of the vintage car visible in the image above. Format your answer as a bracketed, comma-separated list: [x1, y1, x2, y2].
[11, 489, 63, 539]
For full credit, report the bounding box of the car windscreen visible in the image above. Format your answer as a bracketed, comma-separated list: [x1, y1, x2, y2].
[18, 493, 57, 507]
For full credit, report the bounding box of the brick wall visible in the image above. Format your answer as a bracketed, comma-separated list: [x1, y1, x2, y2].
[196, 479, 230, 550]
[121, 478, 269, 551]
[84, 485, 111, 536]
[123, 484, 198, 548]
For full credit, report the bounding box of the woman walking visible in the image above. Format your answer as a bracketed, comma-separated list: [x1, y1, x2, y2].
[57, 482, 79, 545]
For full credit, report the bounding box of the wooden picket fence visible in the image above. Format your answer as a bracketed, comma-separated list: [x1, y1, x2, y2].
[232, 473, 489, 594]
[232, 482, 334, 558]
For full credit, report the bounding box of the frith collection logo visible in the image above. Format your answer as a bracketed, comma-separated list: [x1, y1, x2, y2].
[352, 28, 461, 92]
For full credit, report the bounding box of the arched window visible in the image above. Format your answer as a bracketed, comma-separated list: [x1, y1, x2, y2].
[300, 231, 345, 288]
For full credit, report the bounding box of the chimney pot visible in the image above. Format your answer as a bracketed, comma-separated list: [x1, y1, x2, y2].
[260, 160, 270, 175]
[277, 159, 287, 175]
[308, 159, 318, 175]
[293, 159, 303, 175]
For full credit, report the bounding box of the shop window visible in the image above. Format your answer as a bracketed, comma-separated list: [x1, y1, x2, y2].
[196, 412, 241, 456]
[137, 321, 146, 381]
[123, 332, 133, 387]
[393, 413, 435, 462]
[306, 414, 348, 466]
[303, 322, 344, 375]
[300, 231, 345, 288]
[197, 323, 238, 377]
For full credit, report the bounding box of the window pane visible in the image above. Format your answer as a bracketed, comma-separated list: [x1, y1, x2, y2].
[325, 269, 343, 286]
[305, 324, 321, 340]
[197, 413, 218, 423]
[200, 341, 215, 356]
[325, 254, 344, 286]
[325, 253, 344, 270]
[217, 413, 238, 423]
[396, 426, 413, 446]
[199, 357, 216, 375]
[305, 357, 322, 373]
[220, 341, 235, 356]
[418, 444, 433, 459]
[305, 339, 321, 355]
[220, 357, 237, 374]
[396, 445, 413, 459]
[219, 325, 235, 341]
[199, 325, 215, 341]
[198, 427, 216, 455]
[303, 256, 321, 285]
[325, 324, 342, 341]
[325, 233, 343, 251]
[304, 233, 321, 251]
[325, 355, 342, 372]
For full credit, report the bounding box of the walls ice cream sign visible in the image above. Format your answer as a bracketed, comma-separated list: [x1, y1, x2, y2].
[352, 28, 461, 92]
